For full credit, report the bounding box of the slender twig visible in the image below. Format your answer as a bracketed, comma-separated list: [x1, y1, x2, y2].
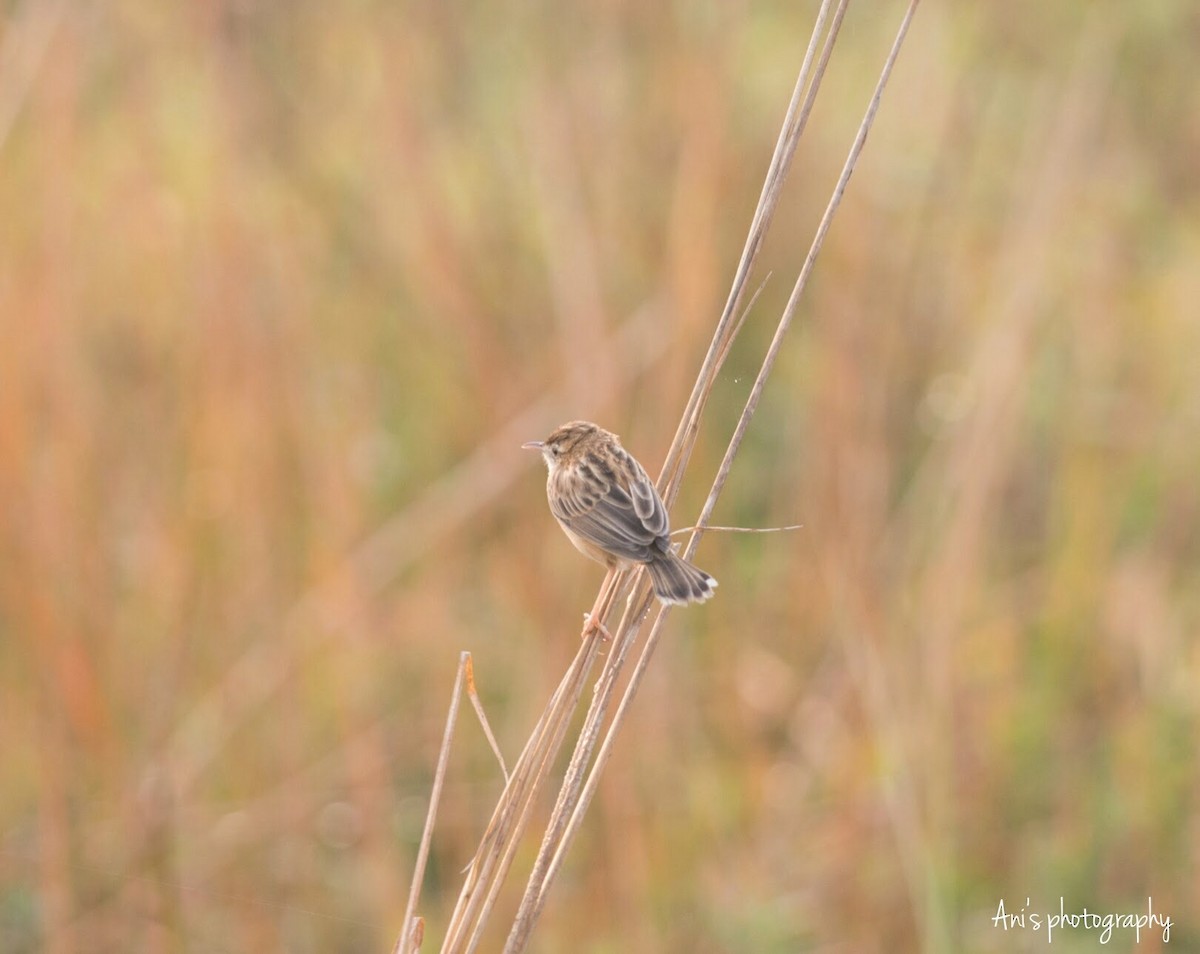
[463, 656, 509, 782]
[505, 0, 922, 945]
[501, 1, 869, 948]
[657, 0, 839, 508]
[687, 0, 917, 561]
[396, 652, 471, 954]
[417, 1, 924, 949]
[439, 636, 601, 952]
[671, 524, 804, 535]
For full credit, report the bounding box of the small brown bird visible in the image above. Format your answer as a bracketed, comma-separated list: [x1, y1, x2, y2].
[523, 421, 717, 611]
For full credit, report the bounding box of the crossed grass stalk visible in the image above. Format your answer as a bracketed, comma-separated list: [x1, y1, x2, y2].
[397, 1, 921, 950]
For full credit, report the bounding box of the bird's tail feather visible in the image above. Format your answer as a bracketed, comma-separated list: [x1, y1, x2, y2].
[646, 551, 718, 606]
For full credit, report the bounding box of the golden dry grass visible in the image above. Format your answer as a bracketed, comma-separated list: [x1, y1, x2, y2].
[2, 1, 1198, 952]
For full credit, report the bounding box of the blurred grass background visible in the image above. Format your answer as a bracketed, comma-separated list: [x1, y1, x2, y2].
[2, 0, 1198, 951]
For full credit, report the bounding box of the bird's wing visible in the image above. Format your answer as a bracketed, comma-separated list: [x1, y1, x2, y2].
[622, 450, 669, 537]
[550, 450, 667, 563]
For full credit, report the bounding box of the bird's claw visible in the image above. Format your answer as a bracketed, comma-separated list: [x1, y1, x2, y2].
[581, 612, 613, 642]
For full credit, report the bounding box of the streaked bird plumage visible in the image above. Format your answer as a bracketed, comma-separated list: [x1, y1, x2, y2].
[523, 421, 717, 606]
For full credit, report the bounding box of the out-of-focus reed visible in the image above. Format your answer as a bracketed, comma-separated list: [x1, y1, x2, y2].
[2, 1, 1198, 952]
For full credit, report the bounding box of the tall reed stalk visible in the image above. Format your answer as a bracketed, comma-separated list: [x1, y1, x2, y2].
[398, 2, 922, 950]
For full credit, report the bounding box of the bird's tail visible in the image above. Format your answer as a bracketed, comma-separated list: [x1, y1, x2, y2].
[646, 550, 718, 606]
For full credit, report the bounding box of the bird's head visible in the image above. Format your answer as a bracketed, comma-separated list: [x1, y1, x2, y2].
[522, 420, 609, 469]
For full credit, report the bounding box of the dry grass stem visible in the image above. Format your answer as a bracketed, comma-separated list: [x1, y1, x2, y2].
[400, 1, 926, 951]
[440, 638, 603, 952]
[658, 0, 843, 500]
[464, 656, 510, 783]
[396, 652, 471, 954]
[503, 1, 926, 946]
[671, 524, 804, 535]
[689, 0, 917, 555]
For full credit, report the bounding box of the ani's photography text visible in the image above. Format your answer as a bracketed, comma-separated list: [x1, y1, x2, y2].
[993, 897, 1172, 945]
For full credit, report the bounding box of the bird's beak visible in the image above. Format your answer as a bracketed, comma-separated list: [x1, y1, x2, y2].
[521, 440, 544, 451]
